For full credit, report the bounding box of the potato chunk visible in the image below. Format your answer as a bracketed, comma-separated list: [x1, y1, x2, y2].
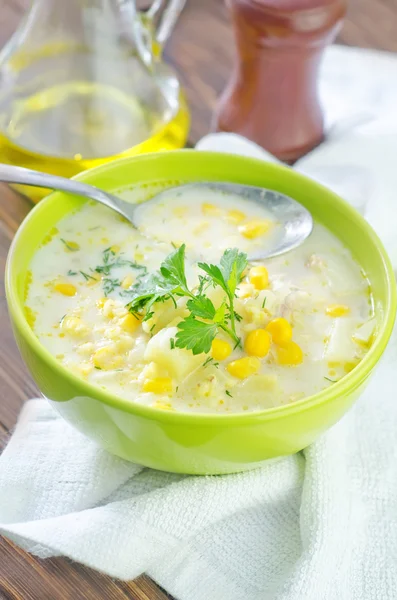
[144, 327, 203, 380]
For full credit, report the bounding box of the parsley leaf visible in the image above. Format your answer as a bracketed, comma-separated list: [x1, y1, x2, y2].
[160, 244, 189, 291]
[198, 262, 226, 292]
[220, 248, 247, 296]
[198, 248, 247, 298]
[175, 316, 218, 355]
[186, 295, 216, 320]
[198, 248, 247, 344]
[125, 272, 177, 314]
[197, 274, 210, 296]
[126, 246, 194, 316]
[213, 302, 226, 323]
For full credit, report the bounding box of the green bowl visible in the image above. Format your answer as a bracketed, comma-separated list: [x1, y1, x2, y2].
[6, 151, 397, 474]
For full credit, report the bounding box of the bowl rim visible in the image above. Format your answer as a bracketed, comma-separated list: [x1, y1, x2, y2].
[6, 150, 397, 425]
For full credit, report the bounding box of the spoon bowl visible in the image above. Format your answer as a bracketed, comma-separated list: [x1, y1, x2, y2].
[0, 163, 313, 260]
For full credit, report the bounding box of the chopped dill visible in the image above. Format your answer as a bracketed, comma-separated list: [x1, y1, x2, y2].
[202, 356, 219, 369]
[202, 356, 213, 368]
[80, 270, 96, 282]
[103, 277, 121, 296]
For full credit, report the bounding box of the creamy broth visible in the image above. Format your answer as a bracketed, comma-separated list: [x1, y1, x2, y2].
[26, 185, 375, 413]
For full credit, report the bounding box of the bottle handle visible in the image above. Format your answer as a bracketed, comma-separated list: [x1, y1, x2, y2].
[134, 0, 186, 69]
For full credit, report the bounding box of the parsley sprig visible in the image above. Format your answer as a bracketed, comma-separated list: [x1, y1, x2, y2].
[125, 245, 247, 354]
[198, 248, 247, 341]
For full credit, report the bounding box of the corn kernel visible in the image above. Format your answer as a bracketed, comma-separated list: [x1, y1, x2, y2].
[344, 360, 359, 373]
[61, 316, 89, 338]
[173, 206, 187, 218]
[227, 356, 261, 379]
[96, 297, 107, 309]
[211, 339, 232, 361]
[237, 283, 254, 299]
[121, 274, 134, 289]
[105, 326, 122, 340]
[193, 221, 209, 235]
[79, 361, 94, 377]
[249, 266, 269, 290]
[102, 299, 117, 318]
[93, 346, 124, 371]
[244, 306, 268, 327]
[116, 335, 135, 353]
[87, 274, 101, 287]
[227, 209, 246, 224]
[41, 227, 59, 246]
[120, 313, 142, 334]
[325, 304, 350, 318]
[153, 401, 174, 411]
[265, 318, 293, 345]
[54, 283, 77, 296]
[25, 306, 36, 328]
[76, 342, 94, 356]
[238, 219, 271, 239]
[276, 341, 303, 366]
[202, 203, 221, 216]
[352, 335, 372, 349]
[244, 329, 271, 357]
[62, 240, 80, 252]
[143, 377, 173, 394]
[328, 361, 341, 369]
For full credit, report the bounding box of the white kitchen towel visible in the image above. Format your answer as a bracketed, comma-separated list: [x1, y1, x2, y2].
[1, 45, 397, 600]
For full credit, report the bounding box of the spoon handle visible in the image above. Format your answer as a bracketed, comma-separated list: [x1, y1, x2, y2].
[0, 163, 135, 224]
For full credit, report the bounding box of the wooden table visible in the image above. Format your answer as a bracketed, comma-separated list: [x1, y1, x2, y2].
[1, 0, 397, 597]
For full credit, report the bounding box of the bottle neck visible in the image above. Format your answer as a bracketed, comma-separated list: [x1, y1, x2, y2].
[227, 0, 346, 50]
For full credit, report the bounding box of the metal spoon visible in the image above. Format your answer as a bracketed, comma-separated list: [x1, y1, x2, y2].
[0, 163, 313, 260]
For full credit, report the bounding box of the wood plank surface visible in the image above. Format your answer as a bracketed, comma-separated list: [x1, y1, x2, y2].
[1, 0, 397, 597]
[0, 538, 170, 600]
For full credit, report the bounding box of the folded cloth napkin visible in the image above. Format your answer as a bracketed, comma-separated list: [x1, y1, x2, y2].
[2, 45, 397, 600]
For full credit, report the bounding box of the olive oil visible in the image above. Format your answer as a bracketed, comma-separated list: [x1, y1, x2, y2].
[0, 81, 189, 202]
